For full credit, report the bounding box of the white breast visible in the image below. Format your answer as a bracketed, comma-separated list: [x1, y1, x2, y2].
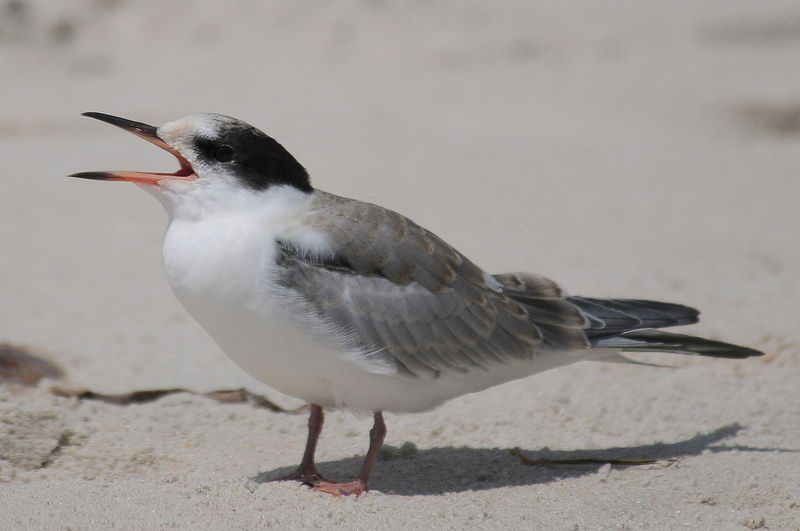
[160, 188, 361, 406]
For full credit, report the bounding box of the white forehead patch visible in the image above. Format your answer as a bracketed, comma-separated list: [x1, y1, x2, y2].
[158, 114, 222, 146]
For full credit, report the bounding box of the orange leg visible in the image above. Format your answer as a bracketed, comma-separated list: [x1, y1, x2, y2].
[313, 411, 386, 496]
[283, 404, 325, 484]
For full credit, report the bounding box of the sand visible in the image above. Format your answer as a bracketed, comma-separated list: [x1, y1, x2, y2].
[1, 0, 799, 528]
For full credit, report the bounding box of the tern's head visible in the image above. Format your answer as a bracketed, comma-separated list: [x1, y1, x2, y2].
[71, 112, 311, 215]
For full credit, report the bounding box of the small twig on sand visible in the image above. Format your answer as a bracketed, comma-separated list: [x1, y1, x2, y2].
[510, 447, 681, 467]
[50, 386, 306, 413]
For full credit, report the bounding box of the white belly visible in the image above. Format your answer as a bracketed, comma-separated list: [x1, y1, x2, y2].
[161, 215, 593, 413]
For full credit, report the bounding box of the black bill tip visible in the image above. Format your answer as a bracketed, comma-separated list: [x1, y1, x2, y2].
[69, 171, 114, 180]
[81, 112, 158, 137]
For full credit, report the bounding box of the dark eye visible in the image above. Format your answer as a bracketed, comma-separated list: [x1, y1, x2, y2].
[213, 144, 235, 162]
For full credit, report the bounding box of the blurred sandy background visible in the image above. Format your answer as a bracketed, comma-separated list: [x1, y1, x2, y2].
[1, 1, 799, 528]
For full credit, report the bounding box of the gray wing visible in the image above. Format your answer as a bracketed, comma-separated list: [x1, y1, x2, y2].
[275, 193, 590, 379]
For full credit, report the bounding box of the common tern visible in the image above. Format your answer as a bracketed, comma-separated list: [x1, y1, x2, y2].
[71, 112, 763, 496]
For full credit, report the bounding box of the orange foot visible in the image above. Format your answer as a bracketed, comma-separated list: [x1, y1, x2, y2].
[312, 479, 367, 497]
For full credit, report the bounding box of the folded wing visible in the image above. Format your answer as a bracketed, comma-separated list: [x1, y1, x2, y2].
[275, 193, 590, 379]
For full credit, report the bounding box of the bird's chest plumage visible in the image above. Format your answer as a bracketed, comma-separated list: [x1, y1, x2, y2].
[160, 211, 374, 408]
[163, 215, 274, 309]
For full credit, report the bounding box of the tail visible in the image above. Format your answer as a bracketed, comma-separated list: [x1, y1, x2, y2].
[568, 296, 763, 359]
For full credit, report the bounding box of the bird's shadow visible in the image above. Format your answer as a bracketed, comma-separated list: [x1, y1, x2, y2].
[253, 423, 791, 496]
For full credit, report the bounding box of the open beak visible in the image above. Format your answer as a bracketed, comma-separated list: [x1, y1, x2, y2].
[70, 112, 197, 185]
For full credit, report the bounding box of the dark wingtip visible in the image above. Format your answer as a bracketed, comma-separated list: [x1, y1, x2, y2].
[746, 348, 766, 358]
[724, 344, 765, 358]
[620, 329, 766, 359]
[69, 171, 114, 180]
[694, 344, 765, 359]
